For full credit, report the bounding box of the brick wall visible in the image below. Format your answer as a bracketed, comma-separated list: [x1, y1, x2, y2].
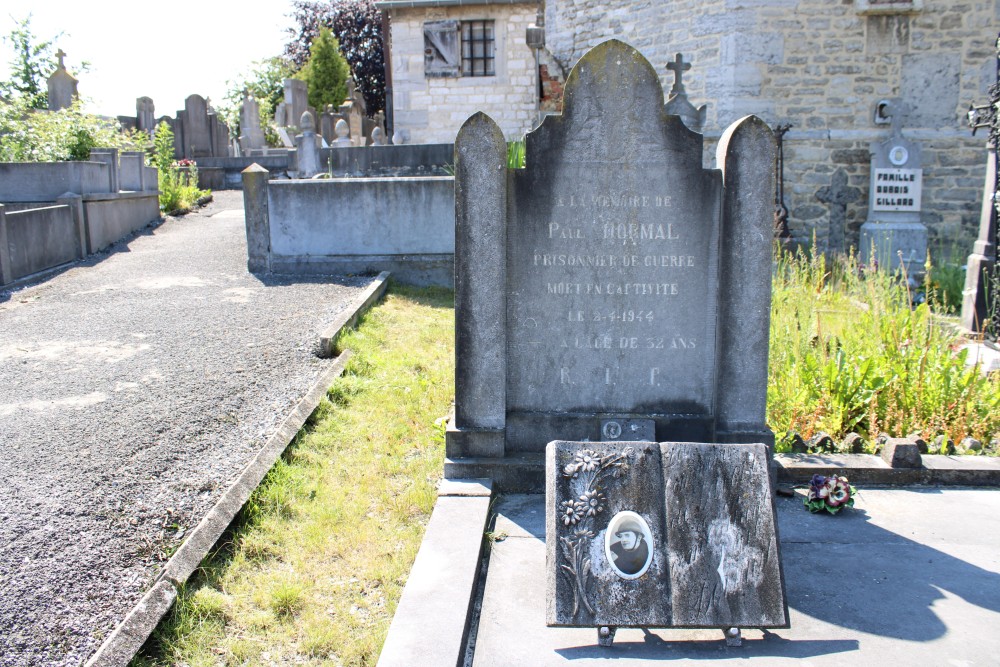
[386, 3, 540, 144]
[544, 0, 996, 254]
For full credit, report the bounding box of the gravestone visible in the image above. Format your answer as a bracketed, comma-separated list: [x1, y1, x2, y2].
[135, 97, 156, 134]
[448, 39, 776, 487]
[860, 100, 927, 277]
[283, 79, 308, 129]
[239, 93, 266, 152]
[136, 97, 155, 134]
[209, 110, 230, 158]
[181, 94, 212, 158]
[47, 49, 78, 111]
[816, 168, 861, 256]
[546, 441, 787, 636]
[295, 111, 321, 178]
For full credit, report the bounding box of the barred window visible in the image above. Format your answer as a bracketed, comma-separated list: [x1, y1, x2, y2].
[461, 20, 495, 77]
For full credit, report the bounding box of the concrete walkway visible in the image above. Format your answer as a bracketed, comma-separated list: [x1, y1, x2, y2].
[472, 489, 1000, 666]
[0, 191, 373, 666]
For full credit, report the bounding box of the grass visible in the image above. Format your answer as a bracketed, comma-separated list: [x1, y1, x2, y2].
[768, 247, 1000, 452]
[131, 284, 455, 666]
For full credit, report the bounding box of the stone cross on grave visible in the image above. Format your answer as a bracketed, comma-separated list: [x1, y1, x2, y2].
[666, 53, 690, 95]
[816, 167, 861, 255]
[56, 49, 66, 69]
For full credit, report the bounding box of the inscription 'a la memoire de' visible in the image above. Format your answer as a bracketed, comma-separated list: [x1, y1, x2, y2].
[556, 194, 673, 208]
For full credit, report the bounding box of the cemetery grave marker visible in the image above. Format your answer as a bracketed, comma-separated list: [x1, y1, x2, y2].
[860, 100, 927, 277]
[449, 39, 776, 478]
[450, 38, 787, 646]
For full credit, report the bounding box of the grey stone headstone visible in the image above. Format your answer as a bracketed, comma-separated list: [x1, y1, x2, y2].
[449, 40, 776, 461]
[860, 100, 927, 277]
[209, 112, 230, 158]
[136, 97, 155, 134]
[284, 79, 308, 129]
[47, 49, 78, 111]
[239, 94, 266, 151]
[546, 440, 788, 629]
[181, 94, 212, 158]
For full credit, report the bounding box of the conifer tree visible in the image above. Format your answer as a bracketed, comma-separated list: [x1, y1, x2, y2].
[296, 27, 350, 111]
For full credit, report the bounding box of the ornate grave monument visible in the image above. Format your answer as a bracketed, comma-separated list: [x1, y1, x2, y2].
[449, 39, 787, 646]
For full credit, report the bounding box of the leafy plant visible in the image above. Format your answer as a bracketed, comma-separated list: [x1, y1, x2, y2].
[285, 0, 385, 112]
[151, 121, 208, 214]
[0, 96, 145, 162]
[507, 139, 526, 169]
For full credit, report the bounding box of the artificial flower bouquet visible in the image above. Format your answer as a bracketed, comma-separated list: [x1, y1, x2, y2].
[804, 474, 857, 514]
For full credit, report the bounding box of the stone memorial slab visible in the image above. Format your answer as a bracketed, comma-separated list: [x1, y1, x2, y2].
[181, 94, 212, 158]
[546, 440, 788, 630]
[136, 96, 155, 134]
[239, 93, 266, 152]
[860, 100, 927, 277]
[47, 49, 78, 111]
[448, 40, 776, 482]
[284, 79, 308, 129]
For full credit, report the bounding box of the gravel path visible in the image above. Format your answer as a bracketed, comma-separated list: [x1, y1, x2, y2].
[0, 191, 372, 666]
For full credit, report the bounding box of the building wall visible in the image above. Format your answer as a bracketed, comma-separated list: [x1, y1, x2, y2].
[544, 0, 996, 253]
[387, 3, 540, 144]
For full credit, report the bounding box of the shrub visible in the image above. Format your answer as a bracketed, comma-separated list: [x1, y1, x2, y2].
[0, 96, 146, 162]
[151, 121, 208, 214]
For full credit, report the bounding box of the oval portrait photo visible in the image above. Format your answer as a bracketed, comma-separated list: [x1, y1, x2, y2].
[604, 511, 654, 579]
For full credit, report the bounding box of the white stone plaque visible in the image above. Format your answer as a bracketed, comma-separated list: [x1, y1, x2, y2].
[872, 168, 922, 212]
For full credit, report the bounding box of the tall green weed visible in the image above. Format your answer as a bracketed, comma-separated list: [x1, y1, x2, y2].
[151, 121, 208, 213]
[768, 247, 1000, 451]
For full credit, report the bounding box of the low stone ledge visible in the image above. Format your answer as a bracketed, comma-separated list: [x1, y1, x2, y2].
[775, 453, 1000, 486]
[376, 481, 493, 667]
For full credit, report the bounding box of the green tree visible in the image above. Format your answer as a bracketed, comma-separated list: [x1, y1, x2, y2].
[295, 27, 350, 112]
[0, 15, 60, 109]
[284, 1, 384, 112]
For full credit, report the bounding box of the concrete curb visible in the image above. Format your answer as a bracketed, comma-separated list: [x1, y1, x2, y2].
[775, 452, 1000, 486]
[376, 479, 493, 667]
[85, 273, 390, 667]
[320, 270, 391, 357]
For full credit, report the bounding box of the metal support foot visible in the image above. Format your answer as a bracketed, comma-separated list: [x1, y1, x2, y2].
[724, 627, 742, 647]
[598, 626, 617, 647]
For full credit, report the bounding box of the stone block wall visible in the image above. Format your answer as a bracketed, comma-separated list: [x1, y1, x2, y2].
[386, 2, 540, 144]
[544, 0, 995, 253]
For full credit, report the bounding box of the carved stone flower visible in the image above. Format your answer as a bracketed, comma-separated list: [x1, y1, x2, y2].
[578, 490, 606, 517]
[560, 499, 584, 526]
[573, 450, 601, 472]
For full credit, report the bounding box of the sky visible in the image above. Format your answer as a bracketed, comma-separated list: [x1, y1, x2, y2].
[0, 1, 298, 117]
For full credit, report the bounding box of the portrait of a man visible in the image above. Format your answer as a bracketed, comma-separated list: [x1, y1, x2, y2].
[604, 511, 653, 579]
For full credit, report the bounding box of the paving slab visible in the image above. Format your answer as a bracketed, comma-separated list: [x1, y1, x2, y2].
[473, 488, 1000, 666]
